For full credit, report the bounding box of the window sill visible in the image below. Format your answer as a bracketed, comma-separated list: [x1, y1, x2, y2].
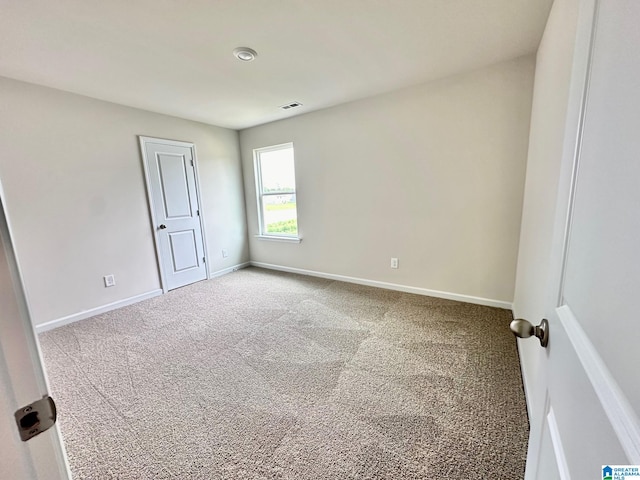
[254, 235, 302, 244]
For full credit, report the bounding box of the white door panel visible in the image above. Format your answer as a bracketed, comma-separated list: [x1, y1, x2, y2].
[168, 230, 199, 272]
[157, 153, 194, 219]
[537, 408, 564, 480]
[525, 0, 640, 476]
[547, 307, 627, 474]
[560, 0, 640, 408]
[141, 138, 207, 291]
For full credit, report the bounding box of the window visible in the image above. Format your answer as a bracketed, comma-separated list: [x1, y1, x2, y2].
[254, 143, 299, 238]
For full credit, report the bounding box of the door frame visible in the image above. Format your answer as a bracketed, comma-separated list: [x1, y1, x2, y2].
[138, 136, 210, 293]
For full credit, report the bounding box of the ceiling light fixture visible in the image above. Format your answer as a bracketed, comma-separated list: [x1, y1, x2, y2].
[233, 47, 258, 62]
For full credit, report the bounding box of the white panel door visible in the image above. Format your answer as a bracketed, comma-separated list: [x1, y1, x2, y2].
[141, 138, 207, 291]
[525, 0, 640, 477]
[0, 194, 70, 479]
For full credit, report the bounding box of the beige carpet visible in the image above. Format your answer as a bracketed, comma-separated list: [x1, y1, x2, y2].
[39, 267, 528, 479]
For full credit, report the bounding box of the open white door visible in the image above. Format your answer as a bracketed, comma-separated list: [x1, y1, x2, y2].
[522, 0, 640, 477]
[0, 193, 71, 479]
[140, 137, 208, 292]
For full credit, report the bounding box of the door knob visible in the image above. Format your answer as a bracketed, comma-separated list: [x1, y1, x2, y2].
[510, 318, 549, 347]
[158, 224, 167, 230]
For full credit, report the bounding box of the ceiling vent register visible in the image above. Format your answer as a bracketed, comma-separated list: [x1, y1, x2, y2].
[280, 102, 303, 110]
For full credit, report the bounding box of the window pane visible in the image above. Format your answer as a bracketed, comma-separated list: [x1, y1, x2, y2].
[255, 143, 298, 237]
[260, 147, 295, 193]
[263, 194, 298, 235]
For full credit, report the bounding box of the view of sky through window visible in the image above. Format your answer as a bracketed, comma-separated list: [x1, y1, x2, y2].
[259, 148, 296, 192]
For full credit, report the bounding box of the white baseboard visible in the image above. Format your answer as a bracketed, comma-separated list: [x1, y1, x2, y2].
[209, 262, 251, 279]
[35, 289, 163, 333]
[35, 263, 251, 333]
[35, 260, 510, 332]
[249, 261, 512, 309]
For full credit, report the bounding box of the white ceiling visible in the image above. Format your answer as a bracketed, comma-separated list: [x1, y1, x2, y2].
[0, 0, 553, 130]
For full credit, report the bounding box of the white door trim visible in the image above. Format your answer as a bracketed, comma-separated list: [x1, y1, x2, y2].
[138, 136, 210, 293]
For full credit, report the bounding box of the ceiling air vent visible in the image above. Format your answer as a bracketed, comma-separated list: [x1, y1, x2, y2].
[280, 101, 303, 110]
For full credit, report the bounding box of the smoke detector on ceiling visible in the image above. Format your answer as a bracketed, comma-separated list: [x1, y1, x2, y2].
[280, 101, 303, 110]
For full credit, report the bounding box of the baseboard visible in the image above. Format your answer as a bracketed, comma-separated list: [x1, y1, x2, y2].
[209, 261, 251, 279]
[35, 289, 163, 333]
[558, 305, 640, 462]
[35, 263, 251, 333]
[249, 261, 512, 309]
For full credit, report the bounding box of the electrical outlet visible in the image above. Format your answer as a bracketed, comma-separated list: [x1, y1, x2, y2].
[391, 258, 399, 269]
[221, 249, 229, 258]
[104, 274, 116, 287]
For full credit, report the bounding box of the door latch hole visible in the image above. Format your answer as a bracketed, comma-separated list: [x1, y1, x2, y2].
[19, 412, 40, 430]
[14, 396, 56, 441]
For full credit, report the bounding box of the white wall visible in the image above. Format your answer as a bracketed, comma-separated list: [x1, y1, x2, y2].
[240, 57, 535, 305]
[0, 77, 249, 327]
[512, 0, 580, 419]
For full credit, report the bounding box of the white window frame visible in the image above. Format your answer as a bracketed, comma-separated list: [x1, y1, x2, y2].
[253, 143, 300, 241]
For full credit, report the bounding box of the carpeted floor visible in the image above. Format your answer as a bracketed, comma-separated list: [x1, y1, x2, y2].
[39, 267, 528, 479]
